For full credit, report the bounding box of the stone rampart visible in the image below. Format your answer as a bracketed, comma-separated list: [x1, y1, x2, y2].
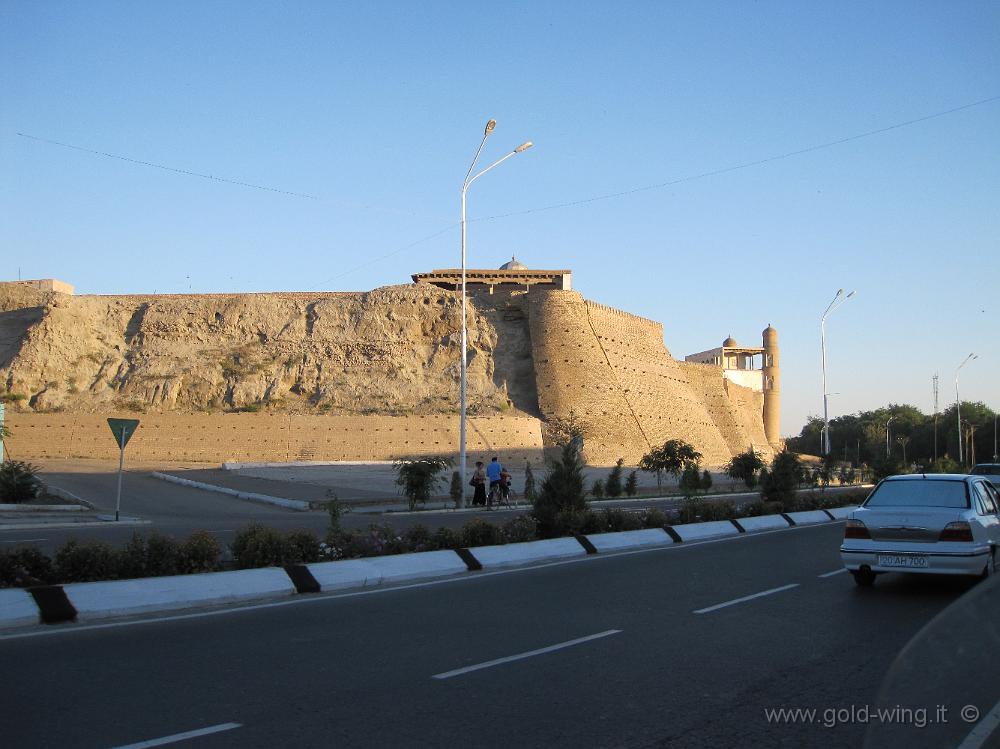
[5, 412, 543, 465]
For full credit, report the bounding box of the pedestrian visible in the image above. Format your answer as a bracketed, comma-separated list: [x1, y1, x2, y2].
[486, 456, 504, 509]
[471, 461, 487, 506]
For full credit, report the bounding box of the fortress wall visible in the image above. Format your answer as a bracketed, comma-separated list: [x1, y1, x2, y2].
[583, 302, 734, 467]
[527, 291, 649, 464]
[676, 362, 773, 459]
[4, 412, 543, 465]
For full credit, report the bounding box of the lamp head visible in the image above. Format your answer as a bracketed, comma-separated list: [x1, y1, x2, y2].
[485, 119, 496, 135]
[514, 141, 533, 153]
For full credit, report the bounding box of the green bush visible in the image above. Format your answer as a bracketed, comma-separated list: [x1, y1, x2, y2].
[431, 526, 462, 551]
[394, 457, 450, 511]
[179, 531, 222, 573]
[461, 517, 503, 548]
[285, 531, 321, 564]
[0, 547, 56, 587]
[449, 471, 463, 508]
[145, 533, 182, 576]
[533, 440, 587, 537]
[523, 462, 537, 503]
[726, 449, 766, 490]
[605, 459, 624, 497]
[602, 508, 644, 532]
[231, 524, 293, 569]
[0, 460, 42, 503]
[642, 508, 668, 528]
[574, 509, 606, 534]
[700, 470, 713, 493]
[679, 464, 702, 497]
[591, 479, 605, 499]
[761, 451, 803, 505]
[55, 540, 120, 582]
[501, 515, 537, 543]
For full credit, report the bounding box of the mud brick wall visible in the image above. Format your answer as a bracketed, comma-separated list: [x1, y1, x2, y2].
[4, 412, 544, 465]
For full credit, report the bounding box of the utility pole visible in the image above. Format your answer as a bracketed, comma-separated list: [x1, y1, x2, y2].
[932, 373, 939, 462]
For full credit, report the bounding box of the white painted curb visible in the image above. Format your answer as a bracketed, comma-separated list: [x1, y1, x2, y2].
[0, 589, 39, 628]
[0, 503, 85, 512]
[63, 568, 296, 620]
[152, 472, 310, 511]
[585, 528, 673, 552]
[826, 506, 858, 520]
[306, 553, 467, 591]
[786, 510, 833, 526]
[671, 520, 740, 542]
[470, 537, 587, 569]
[45, 485, 97, 509]
[734, 515, 792, 533]
[224, 460, 395, 470]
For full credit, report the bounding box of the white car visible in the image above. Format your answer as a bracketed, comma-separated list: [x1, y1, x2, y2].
[971, 463, 1000, 492]
[840, 474, 1000, 586]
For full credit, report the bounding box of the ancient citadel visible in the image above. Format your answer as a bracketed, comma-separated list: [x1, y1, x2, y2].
[0, 262, 780, 467]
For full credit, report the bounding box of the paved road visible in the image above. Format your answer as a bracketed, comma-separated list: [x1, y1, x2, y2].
[3, 524, 990, 748]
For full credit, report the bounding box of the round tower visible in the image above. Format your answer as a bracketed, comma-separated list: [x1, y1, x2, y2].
[762, 324, 781, 450]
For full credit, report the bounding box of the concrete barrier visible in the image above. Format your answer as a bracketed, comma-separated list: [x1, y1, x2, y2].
[64, 568, 297, 620]
[786, 510, 833, 526]
[306, 559, 382, 591]
[734, 515, 792, 533]
[826, 506, 858, 520]
[671, 520, 740, 542]
[0, 589, 40, 628]
[152, 472, 310, 511]
[469, 538, 587, 569]
[585, 528, 673, 552]
[365, 551, 468, 584]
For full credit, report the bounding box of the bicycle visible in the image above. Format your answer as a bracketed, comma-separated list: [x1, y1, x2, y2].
[487, 481, 515, 509]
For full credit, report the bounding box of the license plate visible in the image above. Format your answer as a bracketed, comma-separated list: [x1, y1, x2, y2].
[877, 554, 928, 568]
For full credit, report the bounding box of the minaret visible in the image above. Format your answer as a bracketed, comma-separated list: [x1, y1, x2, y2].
[762, 324, 781, 450]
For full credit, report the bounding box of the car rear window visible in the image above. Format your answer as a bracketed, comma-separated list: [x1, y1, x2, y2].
[865, 480, 969, 508]
[972, 465, 1000, 476]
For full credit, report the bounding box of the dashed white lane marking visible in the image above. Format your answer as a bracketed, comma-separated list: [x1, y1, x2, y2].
[818, 568, 848, 578]
[693, 584, 800, 614]
[957, 697, 1000, 749]
[432, 629, 623, 679]
[107, 722, 241, 749]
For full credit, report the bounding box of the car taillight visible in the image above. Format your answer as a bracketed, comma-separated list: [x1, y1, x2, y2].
[844, 519, 870, 539]
[939, 522, 974, 542]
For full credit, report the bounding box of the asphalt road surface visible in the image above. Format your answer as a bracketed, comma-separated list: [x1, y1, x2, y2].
[4, 524, 994, 749]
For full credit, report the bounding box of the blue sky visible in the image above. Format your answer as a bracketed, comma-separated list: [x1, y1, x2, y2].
[2, 1, 998, 438]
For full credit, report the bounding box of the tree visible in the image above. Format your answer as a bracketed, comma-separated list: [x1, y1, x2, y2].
[725, 448, 765, 489]
[605, 458, 624, 497]
[700, 469, 713, 494]
[449, 471, 463, 508]
[679, 464, 702, 498]
[760, 450, 802, 507]
[523, 461, 537, 503]
[0, 460, 41, 503]
[639, 440, 702, 488]
[591, 479, 605, 498]
[533, 439, 587, 537]
[393, 457, 450, 511]
[624, 470, 638, 497]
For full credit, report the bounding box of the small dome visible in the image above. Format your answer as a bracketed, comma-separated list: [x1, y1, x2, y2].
[723, 335, 738, 348]
[499, 256, 527, 271]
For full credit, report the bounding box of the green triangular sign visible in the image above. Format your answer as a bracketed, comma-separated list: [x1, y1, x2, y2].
[107, 418, 140, 448]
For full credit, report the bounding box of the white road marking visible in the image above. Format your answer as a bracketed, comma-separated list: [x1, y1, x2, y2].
[957, 697, 1000, 749]
[107, 722, 241, 749]
[1, 538, 47, 543]
[432, 630, 622, 679]
[693, 584, 800, 614]
[818, 568, 847, 578]
[0, 522, 840, 642]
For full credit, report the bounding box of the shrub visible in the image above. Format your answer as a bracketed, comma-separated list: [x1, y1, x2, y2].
[701, 500, 737, 521]
[700, 470, 713, 493]
[591, 479, 605, 499]
[146, 533, 182, 576]
[431, 526, 462, 551]
[394, 457, 450, 511]
[0, 547, 56, 587]
[179, 531, 222, 573]
[738, 500, 765, 517]
[575, 509, 606, 534]
[403, 524, 433, 552]
[501, 514, 538, 543]
[55, 540, 120, 582]
[231, 524, 292, 569]
[0, 460, 42, 503]
[325, 491, 347, 536]
[461, 518, 503, 548]
[642, 508, 668, 528]
[605, 459, 624, 497]
[639, 440, 703, 488]
[449, 471, 463, 508]
[624, 471, 638, 497]
[761, 451, 803, 506]
[285, 531, 321, 564]
[679, 464, 702, 498]
[523, 462, 537, 503]
[602, 508, 644, 532]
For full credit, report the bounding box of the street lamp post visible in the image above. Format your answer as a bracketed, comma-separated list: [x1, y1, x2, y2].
[886, 416, 896, 458]
[955, 353, 977, 467]
[459, 120, 533, 506]
[820, 289, 856, 455]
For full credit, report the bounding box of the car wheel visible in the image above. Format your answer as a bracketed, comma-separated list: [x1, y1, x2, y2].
[852, 568, 876, 587]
